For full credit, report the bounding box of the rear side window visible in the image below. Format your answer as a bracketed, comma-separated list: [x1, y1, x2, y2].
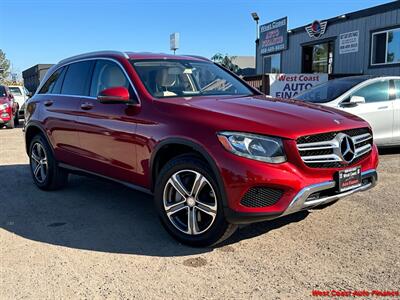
[351, 80, 390, 103]
[39, 68, 64, 94]
[51, 67, 67, 94]
[61, 61, 93, 96]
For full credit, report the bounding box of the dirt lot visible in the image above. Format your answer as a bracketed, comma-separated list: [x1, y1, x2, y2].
[0, 126, 399, 299]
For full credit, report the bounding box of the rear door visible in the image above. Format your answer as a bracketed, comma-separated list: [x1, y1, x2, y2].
[341, 79, 394, 145]
[75, 59, 140, 183]
[40, 61, 94, 165]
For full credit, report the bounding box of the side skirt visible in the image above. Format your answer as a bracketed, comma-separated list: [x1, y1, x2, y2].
[58, 163, 153, 195]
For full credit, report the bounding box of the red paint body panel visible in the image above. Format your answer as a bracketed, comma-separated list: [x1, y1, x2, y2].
[24, 52, 379, 217]
[0, 94, 17, 123]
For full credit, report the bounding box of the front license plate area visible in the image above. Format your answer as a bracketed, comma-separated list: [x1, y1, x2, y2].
[338, 166, 362, 192]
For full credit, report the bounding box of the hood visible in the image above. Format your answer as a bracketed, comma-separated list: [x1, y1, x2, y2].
[177, 95, 369, 140]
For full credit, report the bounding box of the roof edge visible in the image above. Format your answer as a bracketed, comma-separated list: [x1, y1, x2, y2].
[289, 1, 400, 34]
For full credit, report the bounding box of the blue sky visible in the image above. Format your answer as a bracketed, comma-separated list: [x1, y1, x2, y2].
[0, 0, 392, 74]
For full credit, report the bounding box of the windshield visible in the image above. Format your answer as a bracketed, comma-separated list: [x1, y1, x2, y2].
[295, 78, 365, 103]
[9, 87, 22, 96]
[131, 59, 253, 98]
[0, 86, 6, 97]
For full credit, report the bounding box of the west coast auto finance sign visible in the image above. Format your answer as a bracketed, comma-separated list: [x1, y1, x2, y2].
[260, 17, 288, 55]
[269, 73, 328, 98]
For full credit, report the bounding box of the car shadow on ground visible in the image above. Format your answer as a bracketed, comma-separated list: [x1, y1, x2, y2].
[378, 146, 400, 155]
[0, 164, 308, 256]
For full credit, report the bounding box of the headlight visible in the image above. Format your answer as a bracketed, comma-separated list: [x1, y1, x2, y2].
[217, 131, 286, 163]
[0, 103, 10, 110]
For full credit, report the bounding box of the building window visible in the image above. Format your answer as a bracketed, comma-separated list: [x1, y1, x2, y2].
[371, 27, 400, 66]
[263, 53, 281, 73]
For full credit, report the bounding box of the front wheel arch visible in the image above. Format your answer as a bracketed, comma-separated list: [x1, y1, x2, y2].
[150, 138, 228, 208]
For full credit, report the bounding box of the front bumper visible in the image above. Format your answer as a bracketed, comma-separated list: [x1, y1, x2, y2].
[0, 108, 12, 123]
[213, 138, 379, 224]
[225, 169, 377, 224]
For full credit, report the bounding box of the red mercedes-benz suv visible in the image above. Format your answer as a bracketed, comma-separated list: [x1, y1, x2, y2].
[24, 51, 378, 246]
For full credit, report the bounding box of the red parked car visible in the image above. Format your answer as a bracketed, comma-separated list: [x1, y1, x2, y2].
[24, 51, 378, 246]
[0, 85, 19, 128]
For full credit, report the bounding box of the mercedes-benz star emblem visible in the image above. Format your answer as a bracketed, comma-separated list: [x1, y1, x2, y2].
[340, 135, 356, 163]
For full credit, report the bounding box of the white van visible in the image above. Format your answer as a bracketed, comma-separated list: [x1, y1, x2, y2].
[8, 85, 31, 119]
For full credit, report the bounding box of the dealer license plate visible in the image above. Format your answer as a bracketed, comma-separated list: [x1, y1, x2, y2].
[338, 166, 362, 192]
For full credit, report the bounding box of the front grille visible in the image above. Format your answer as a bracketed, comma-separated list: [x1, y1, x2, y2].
[240, 187, 283, 208]
[296, 128, 373, 168]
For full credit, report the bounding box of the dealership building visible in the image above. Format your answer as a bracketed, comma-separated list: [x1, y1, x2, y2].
[256, 1, 400, 77]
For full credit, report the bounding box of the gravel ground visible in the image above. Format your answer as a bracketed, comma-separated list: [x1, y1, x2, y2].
[1, 126, 399, 299]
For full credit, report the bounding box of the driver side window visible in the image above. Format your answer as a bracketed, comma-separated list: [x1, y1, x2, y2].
[350, 80, 390, 103]
[90, 60, 135, 100]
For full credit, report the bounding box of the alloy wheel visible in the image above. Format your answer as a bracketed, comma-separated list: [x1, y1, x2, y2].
[30, 142, 48, 183]
[163, 170, 217, 235]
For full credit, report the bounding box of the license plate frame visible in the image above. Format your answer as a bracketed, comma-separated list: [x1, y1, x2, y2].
[338, 166, 362, 192]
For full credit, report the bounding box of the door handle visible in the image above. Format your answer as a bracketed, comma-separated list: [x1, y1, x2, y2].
[377, 106, 389, 110]
[44, 100, 53, 107]
[80, 102, 94, 110]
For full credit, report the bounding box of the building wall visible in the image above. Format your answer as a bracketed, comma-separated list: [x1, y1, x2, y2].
[256, 4, 400, 76]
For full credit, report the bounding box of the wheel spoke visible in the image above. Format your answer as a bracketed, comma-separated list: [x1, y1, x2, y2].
[40, 165, 46, 180]
[165, 200, 187, 216]
[35, 143, 42, 158]
[190, 173, 207, 198]
[31, 152, 40, 163]
[34, 163, 41, 177]
[187, 207, 199, 235]
[196, 201, 217, 218]
[169, 174, 190, 198]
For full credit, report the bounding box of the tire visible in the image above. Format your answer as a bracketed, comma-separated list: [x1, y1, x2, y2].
[14, 107, 19, 126]
[154, 154, 237, 247]
[5, 117, 14, 129]
[29, 134, 69, 190]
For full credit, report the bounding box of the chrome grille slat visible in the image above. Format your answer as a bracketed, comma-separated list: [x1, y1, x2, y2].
[296, 128, 373, 168]
[297, 141, 338, 151]
[301, 154, 342, 163]
[353, 133, 373, 144]
[355, 144, 372, 158]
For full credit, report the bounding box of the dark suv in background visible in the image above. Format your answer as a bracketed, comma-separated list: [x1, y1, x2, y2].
[24, 51, 378, 246]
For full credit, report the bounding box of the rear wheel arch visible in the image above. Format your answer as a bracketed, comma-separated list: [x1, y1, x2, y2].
[150, 138, 228, 207]
[25, 124, 53, 155]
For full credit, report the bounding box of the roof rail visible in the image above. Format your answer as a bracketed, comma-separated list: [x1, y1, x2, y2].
[58, 50, 129, 64]
[183, 55, 210, 61]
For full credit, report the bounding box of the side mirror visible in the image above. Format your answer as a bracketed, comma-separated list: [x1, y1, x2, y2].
[349, 95, 365, 105]
[97, 87, 130, 103]
[26, 91, 32, 98]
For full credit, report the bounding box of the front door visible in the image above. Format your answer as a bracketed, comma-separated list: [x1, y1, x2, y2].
[76, 59, 140, 183]
[341, 79, 394, 145]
